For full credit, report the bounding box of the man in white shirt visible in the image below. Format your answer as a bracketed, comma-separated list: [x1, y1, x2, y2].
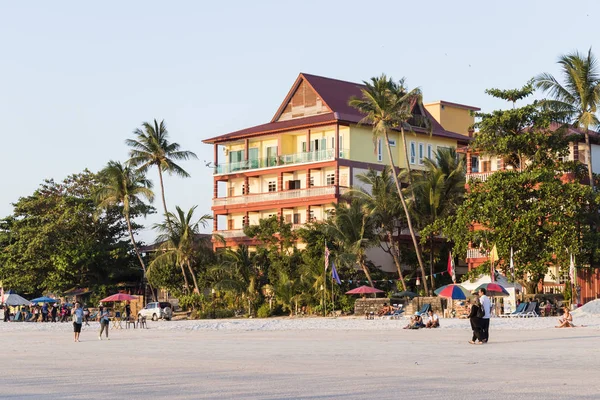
[478, 288, 491, 343]
[425, 309, 439, 328]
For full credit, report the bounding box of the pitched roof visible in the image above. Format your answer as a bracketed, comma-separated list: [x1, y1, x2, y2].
[203, 73, 473, 144]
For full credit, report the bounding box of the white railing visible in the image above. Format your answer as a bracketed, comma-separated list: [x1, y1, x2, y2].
[466, 172, 495, 182]
[466, 248, 488, 259]
[213, 186, 346, 207]
[216, 229, 246, 238]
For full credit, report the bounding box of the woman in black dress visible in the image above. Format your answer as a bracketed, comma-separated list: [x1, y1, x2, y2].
[468, 295, 484, 345]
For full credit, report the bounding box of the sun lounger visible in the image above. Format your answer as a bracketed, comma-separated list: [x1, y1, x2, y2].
[519, 302, 539, 318]
[418, 304, 431, 315]
[501, 303, 527, 318]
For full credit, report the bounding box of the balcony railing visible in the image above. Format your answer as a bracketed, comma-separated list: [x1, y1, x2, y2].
[216, 229, 246, 238]
[467, 248, 488, 259]
[213, 186, 348, 207]
[466, 172, 495, 182]
[215, 149, 349, 175]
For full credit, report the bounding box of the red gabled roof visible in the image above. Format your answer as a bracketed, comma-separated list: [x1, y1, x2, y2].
[203, 73, 473, 144]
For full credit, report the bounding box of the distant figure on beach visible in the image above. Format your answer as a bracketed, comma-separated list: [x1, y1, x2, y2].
[124, 301, 131, 321]
[42, 303, 48, 322]
[403, 312, 424, 329]
[425, 309, 440, 328]
[3, 304, 9, 322]
[73, 302, 84, 342]
[50, 304, 57, 322]
[468, 296, 484, 344]
[556, 306, 574, 328]
[478, 288, 491, 343]
[98, 306, 110, 340]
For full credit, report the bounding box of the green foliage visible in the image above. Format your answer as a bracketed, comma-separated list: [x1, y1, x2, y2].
[197, 309, 235, 319]
[256, 303, 272, 318]
[0, 171, 143, 295]
[178, 293, 206, 311]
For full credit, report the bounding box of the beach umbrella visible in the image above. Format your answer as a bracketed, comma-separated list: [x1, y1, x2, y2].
[392, 291, 418, 298]
[434, 284, 471, 300]
[475, 283, 509, 297]
[2, 293, 30, 306]
[345, 285, 384, 295]
[30, 296, 57, 303]
[100, 293, 138, 302]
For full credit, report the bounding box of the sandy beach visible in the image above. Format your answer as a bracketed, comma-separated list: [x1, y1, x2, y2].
[1, 317, 599, 399]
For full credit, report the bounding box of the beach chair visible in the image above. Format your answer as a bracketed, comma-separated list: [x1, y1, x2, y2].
[501, 303, 527, 318]
[419, 304, 431, 315]
[11, 311, 22, 322]
[520, 302, 539, 318]
[390, 305, 404, 319]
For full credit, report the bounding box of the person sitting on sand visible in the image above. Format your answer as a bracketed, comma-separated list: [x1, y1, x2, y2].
[403, 312, 424, 329]
[425, 309, 440, 328]
[556, 306, 574, 328]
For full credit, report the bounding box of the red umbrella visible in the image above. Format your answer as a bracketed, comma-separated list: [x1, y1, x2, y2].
[100, 293, 138, 302]
[476, 283, 509, 297]
[345, 285, 384, 295]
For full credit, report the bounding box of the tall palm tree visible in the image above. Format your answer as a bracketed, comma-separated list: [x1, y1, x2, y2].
[535, 49, 600, 189]
[411, 148, 465, 290]
[349, 74, 430, 295]
[349, 167, 407, 290]
[327, 200, 378, 287]
[151, 206, 211, 294]
[126, 119, 198, 228]
[96, 161, 156, 300]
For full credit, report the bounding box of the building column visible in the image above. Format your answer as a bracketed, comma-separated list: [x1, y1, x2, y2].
[306, 129, 311, 151]
[244, 211, 249, 227]
[335, 124, 340, 160]
[335, 165, 340, 196]
[573, 141, 579, 161]
[213, 213, 218, 232]
[306, 168, 311, 189]
[213, 179, 218, 199]
[466, 150, 472, 174]
[277, 208, 283, 222]
[306, 205, 311, 223]
[213, 144, 219, 166]
[244, 139, 249, 161]
[244, 176, 249, 195]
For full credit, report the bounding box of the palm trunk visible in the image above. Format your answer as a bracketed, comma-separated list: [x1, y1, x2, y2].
[186, 260, 200, 294]
[429, 235, 435, 292]
[384, 130, 430, 296]
[360, 259, 374, 287]
[585, 130, 594, 190]
[157, 167, 173, 230]
[400, 127, 416, 202]
[125, 214, 157, 302]
[387, 231, 407, 291]
[179, 262, 190, 293]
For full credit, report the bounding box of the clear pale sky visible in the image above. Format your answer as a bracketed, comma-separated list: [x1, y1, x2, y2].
[2, 0, 598, 242]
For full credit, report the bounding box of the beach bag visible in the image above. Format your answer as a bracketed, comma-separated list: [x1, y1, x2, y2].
[476, 305, 484, 319]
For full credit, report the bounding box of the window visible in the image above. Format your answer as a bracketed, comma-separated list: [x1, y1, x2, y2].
[309, 176, 315, 187]
[326, 173, 335, 186]
[309, 210, 315, 221]
[377, 138, 383, 162]
[266, 146, 278, 167]
[227, 219, 234, 230]
[496, 158, 502, 171]
[481, 160, 491, 173]
[418, 143, 424, 165]
[293, 213, 301, 224]
[229, 150, 243, 164]
[249, 148, 259, 168]
[339, 134, 344, 157]
[331, 137, 335, 149]
[427, 144, 433, 160]
[471, 156, 479, 173]
[410, 142, 416, 164]
[268, 181, 277, 192]
[388, 139, 397, 147]
[285, 214, 292, 223]
[287, 180, 301, 190]
[301, 141, 307, 152]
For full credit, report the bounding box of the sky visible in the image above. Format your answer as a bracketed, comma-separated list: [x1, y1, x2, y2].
[2, 0, 599, 242]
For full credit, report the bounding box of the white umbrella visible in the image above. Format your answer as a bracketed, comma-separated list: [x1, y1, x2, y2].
[2, 293, 31, 306]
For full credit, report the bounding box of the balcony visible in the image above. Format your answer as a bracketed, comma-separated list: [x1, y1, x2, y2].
[467, 248, 488, 259]
[466, 172, 495, 182]
[215, 149, 349, 175]
[215, 229, 246, 238]
[213, 186, 348, 207]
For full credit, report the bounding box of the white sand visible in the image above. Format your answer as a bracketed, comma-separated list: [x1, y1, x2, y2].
[1, 317, 599, 399]
[572, 299, 600, 317]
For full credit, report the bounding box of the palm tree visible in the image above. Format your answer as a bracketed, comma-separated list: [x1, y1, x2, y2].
[349, 74, 430, 295]
[349, 167, 407, 290]
[535, 49, 600, 189]
[126, 119, 198, 228]
[211, 245, 260, 315]
[96, 161, 156, 300]
[411, 148, 465, 290]
[151, 206, 211, 294]
[326, 200, 378, 287]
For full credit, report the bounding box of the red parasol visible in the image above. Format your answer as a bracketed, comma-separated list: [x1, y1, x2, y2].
[100, 293, 138, 302]
[345, 285, 384, 295]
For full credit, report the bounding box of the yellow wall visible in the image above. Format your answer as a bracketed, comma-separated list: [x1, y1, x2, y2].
[424, 102, 475, 136]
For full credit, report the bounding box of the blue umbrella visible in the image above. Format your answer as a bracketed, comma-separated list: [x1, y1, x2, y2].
[30, 296, 57, 303]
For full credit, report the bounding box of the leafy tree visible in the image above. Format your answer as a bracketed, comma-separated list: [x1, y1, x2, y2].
[0, 171, 142, 294]
[349, 167, 407, 289]
[349, 74, 430, 294]
[535, 48, 600, 189]
[150, 206, 212, 294]
[126, 119, 198, 228]
[96, 161, 155, 299]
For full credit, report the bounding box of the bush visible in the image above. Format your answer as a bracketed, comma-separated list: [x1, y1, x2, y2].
[178, 294, 205, 311]
[196, 309, 235, 319]
[256, 303, 272, 318]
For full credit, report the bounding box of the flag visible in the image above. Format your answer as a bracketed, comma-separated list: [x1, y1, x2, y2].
[324, 245, 330, 271]
[331, 262, 341, 285]
[489, 245, 498, 264]
[510, 247, 514, 281]
[569, 253, 575, 282]
[447, 252, 456, 283]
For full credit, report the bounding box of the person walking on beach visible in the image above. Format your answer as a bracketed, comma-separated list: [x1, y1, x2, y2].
[98, 306, 110, 340]
[468, 296, 484, 344]
[478, 288, 491, 343]
[72, 302, 84, 342]
[41, 303, 48, 322]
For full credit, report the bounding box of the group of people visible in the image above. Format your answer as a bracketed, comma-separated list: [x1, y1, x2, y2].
[2, 302, 91, 323]
[467, 288, 492, 344]
[403, 309, 440, 329]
